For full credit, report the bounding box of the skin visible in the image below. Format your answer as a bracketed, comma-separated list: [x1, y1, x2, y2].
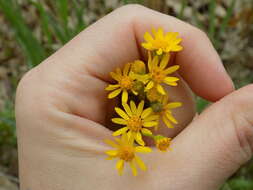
[15, 5, 253, 190]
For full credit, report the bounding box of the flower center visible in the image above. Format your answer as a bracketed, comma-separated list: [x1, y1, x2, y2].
[156, 138, 171, 151]
[118, 146, 135, 161]
[120, 76, 133, 89]
[151, 67, 166, 83]
[147, 88, 163, 102]
[153, 39, 168, 49]
[128, 116, 142, 132]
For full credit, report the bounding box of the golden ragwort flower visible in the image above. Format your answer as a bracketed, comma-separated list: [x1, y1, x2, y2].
[142, 28, 183, 55]
[133, 53, 180, 95]
[156, 96, 182, 129]
[105, 134, 152, 176]
[154, 135, 172, 152]
[105, 63, 136, 103]
[112, 100, 158, 146]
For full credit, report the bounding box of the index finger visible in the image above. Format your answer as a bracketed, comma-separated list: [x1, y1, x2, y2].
[49, 4, 234, 102]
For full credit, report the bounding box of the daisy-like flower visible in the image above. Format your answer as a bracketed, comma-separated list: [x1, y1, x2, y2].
[146, 87, 164, 102]
[152, 96, 182, 129]
[105, 134, 152, 176]
[133, 53, 180, 95]
[154, 135, 172, 152]
[112, 100, 158, 146]
[142, 28, 183, 55]
[105, 63, 136, 103]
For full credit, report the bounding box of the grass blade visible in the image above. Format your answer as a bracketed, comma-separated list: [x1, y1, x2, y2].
[216, 0, 236, 49]
[31, 1, 53, 47]
[220, 0, 236, 34]
[55, 0, 71, 39]
[208, 0, 217, 46]
[73, 0, 87, 34]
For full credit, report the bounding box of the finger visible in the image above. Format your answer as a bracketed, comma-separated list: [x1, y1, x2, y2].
[46, 5, 233, 101]
[158, 84, 253, 190]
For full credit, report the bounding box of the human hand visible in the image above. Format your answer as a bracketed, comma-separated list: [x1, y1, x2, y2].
[16, 5, 252, 190]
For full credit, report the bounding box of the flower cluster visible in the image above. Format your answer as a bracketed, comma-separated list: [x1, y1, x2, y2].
[105, 28, 183, 176]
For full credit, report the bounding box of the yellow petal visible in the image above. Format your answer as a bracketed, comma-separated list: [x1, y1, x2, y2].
[164, 77, 179, 83]
[136, 100, 144, 116]
[143, 121, 157, 127]
[141, 108, 152, 119]
[151, 56, 159, 68]
[164, 65, 180, 75]
[144, 32, 154, 42]
[116, 159, 124, 175]
[105, 84, 120, 91]
[122, 103, 132, 117]
[144, 115, 159, 122]
[104, 139, 119, 148]
[172, 38, 182, 45]
[135, 132, 145, 146]
[166, 102, 182, 109]
[165, 112, 178, 124]
[156, 28, 163, 39]
[172, 45, 183, 51]
[162, 116, 173, 128]
[130, 161, 138, 176]
[159, 54, 170, 69]
[141, 128, 153, 136]
[130, 101, 137, 114]
[135, 146, 152, 153]
[164, 82, 178, 86]
[111, 118, 127, 125]
[123, 63, 131, 76]
[106, 156, 116, 160]
[156, 48, 163, 55]
[108, 89, 122, 99]
[122, 90, 128, 103]
[110, 72, 121, 81]
[152, 28, 157, 37]
[142, 42, 153, 50]
[115, 107, 129, 120]
[105, 150, 118, 156]
[121, 132, 129, 144]
[134, 156, 147, 171]
[148, 51, 152, 71]
[145, 81, 154, 91]
[112, 127, 129, 136]
[157, 84, 166, 95]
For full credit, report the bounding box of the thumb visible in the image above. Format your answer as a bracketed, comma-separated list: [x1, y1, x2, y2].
[166, 84, 253, 190]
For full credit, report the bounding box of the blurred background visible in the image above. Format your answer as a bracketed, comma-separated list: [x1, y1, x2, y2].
[0, 0, 252, 189]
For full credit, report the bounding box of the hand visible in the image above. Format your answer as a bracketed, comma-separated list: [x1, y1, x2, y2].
[16, 5, 252, 190]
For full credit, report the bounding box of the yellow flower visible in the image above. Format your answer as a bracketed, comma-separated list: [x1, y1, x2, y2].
[133, 53, 180, 95]
[105, 134, 152, 176]
[105, 63, 136, 102]
[146, 87, 164, 102]
[112, 100, 158, 146]
[142, 28, 183, 55]
[155, 96, 182, 129]
[154, 135, 171, 152]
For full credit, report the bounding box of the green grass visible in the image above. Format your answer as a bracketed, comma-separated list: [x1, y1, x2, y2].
[0, 0, 46, 68]
[0, 0, 252, 188]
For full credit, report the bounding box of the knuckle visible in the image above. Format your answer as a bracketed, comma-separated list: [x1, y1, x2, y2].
[113, 4, 147, 22]
[16, 67, 38, 98]
[191, 27, 209, 40]
[117, 4, 145, 13]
